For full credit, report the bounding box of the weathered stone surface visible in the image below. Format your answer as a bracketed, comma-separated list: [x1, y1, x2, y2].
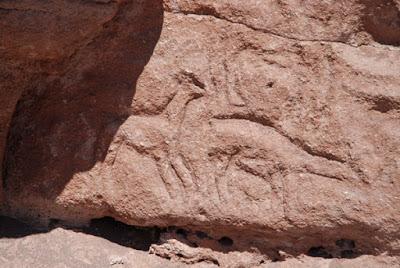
[0, 227, 209, 268]
[1, 0, 400, 266]
[0, 0, 126, 204]
[0, 225, 398, 268]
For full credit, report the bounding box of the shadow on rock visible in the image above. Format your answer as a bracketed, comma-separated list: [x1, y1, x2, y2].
[2, 0, 163, 207]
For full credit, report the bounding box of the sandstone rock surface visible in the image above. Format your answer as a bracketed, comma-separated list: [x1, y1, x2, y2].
[0, 218, 206, 268]
[0, 223, 398, 268]
[1, 0, 400, 266]
[0, 216, 399, 268]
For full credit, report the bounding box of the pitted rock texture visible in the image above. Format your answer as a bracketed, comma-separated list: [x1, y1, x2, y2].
[1, 0, 400, 266]
[0, 221, 398, 268]
[0, 216, 399, 268]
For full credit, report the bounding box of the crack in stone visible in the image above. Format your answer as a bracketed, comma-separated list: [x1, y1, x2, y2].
[165, 9, 400, 50]
[0, 6, 50, 14]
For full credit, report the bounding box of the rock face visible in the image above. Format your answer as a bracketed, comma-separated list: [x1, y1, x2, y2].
[1, 0, 400, 266]
[0, 221, 203, 268]
[0, 221, 398, 268]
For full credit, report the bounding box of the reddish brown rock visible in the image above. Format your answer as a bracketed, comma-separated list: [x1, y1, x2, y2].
[1, 0, 400, 266]
[0, 223, 397, 268]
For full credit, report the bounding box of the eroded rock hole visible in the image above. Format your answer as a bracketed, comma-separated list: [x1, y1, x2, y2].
[336, 239, 356, 250]
[266, 81, 275, 88]
[370, 96, 400, 113]
[203, 258, 220, 266]
[341, 250, 356, 258]
[218, 236, 234, 247]
[336, 239, 357, 258]
[307, 239, 358, 259]
[176, 228, 188, 239]
[361, 0, 400, 46]
[195, 230, 209, 239]
[48, 218, 61, 229]
[86, 217, 162, 251]
[307, 246, 333, 258]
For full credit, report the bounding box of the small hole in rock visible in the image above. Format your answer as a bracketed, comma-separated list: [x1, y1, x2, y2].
[176, 228, 188, 239]
[212, 259, 220, 266]
[218, 236, 234, 247]
[336, 239, 355, 250]
[341, 250, 356, 258]
[371, 97, 398, 113]
[48, 219, 61, 229]
[266, 81, 275, 88]
[195, 231, 208, 239]
[307, 246, 333, 258]
[199, 258, 220, 266]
